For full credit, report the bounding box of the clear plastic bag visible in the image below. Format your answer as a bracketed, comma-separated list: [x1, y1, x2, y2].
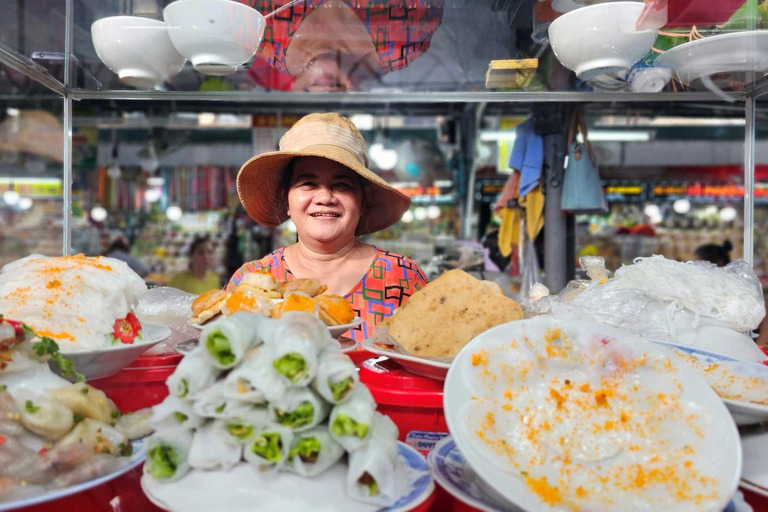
[135, 287, 199, 355]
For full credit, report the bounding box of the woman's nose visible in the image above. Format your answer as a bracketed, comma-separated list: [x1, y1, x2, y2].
[314, 186, 336, 204]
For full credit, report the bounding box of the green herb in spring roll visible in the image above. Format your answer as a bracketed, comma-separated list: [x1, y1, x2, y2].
[311, 351, 358, 404]
[266, 313, 331, 386]
[286, 426, 344, 477]
[329, 385, 376, 451]
[244, 424, 294, 469]
[144, 430, 193, 483]
[201, 313, 274, 369]
[268, 388, 330, 432]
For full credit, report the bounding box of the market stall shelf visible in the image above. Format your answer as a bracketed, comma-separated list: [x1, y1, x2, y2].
[141, 442, 434, 512]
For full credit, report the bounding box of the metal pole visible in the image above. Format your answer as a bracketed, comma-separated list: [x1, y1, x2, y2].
[460, 103, 480, 240]
[744, 95, 756, 266]
[62, 0, 73, 255]
[543, 128, 568, 292]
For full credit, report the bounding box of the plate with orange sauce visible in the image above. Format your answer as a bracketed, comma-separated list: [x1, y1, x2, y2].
[443, 317, 740, 512]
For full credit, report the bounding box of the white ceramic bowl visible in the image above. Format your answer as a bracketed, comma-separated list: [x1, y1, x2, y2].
[548, 2, 656, 79]
[59, 324, 171, 381]
[163, 0, 266, 75]
[91, 17, 186, 89]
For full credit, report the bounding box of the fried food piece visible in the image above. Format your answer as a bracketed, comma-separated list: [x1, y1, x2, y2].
[190, 289, 227, 325]
[237, 272, 283, 299]
[283, 278, 327, 298]
[222, 289, 273, 317]
[271, 293, 317, 319]
[316, 295, 355, 326]
[383, 269, 523, 358]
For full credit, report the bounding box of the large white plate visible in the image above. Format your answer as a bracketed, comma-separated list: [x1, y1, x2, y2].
[361, 339, 450, 381]
[551, 0, 638, 13]
[58, 323, 171, 380]
[444, 317, 741, 512]
[141, 442, 434, 512]
[655, 341, 768, 426]
[190, 316, 362, 339]
[655, 32, 768, 85]
[0, 437, 146, 511]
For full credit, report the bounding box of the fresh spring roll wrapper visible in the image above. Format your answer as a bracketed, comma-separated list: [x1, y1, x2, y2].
[268, 388, 330, 432]
[150, 395, 204, 432]
[267, 312, 334, 386]
[188, 421, 243, 472]
[144, 429, 194, 483]
[346, 435, 405, 507]
[222, 348, 286, 404]
[192, 381, 254, 420]
[212, 406, 272, 445]
[243, 423, 295, 470]
[328, 385, 376, 452]
[201, 312, 275, 369]
[166, 347, 221, 399]
[286, 425, 345, 477]
[311, 350, 358, 404]
[371, 412, 399, 442]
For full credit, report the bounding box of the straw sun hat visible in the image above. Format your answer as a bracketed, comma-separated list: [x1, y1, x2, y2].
[237, 113, 410, 236]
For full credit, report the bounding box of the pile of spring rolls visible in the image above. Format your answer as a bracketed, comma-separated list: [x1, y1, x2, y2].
[144, 311, 403, 507]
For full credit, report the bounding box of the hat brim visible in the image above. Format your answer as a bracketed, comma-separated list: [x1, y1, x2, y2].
[237, 145, 411, 236]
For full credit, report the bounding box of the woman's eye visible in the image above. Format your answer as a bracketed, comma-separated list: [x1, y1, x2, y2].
[299, 182, 316, 188]
[334, 183, 352, 190]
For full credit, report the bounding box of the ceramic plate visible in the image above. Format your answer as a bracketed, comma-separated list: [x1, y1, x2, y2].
[551, 0, 636, 13]
[0, 437, 146, 511]
[175, 336, 358, 355]
[189, 316, 361, 339]
[360, 340, 450, 381]
[444, 317, 741, 512]
[655, 32, 768, 84]
[57, 324, 171, 380]
[740, 423, 768, 498]
[655, 341, 768, 426]
[141, 442, 433, 512]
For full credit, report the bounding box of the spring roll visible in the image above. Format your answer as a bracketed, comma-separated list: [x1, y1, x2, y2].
[144, 430, 193, 483]
[166, 347, 221, 399]
[222, 348, 286, 404]
[371, 412, 399, 441]
[268, 388, 330, 432]
[212, 406, 272, 445]
[243, 424, 294, 470]
[346, 435, 402, 507]
[13, 389, 74, 442]
[201, 313, 275, 369]
[267, 313, 333, 387]
[51, 384, 112, 423]
[192, 381, 254, 420]
[57, 418, 128, 455]
[328, 385, 376, 451]
[188, 421, 242, 472]
[311, 351, 359, 404]
[286, 426, 345, 477]
[150, 395, 204, 432]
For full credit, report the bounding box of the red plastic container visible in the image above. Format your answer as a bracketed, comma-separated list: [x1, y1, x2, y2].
[90, 353, 183, 413]
[360, 357, 448, 453]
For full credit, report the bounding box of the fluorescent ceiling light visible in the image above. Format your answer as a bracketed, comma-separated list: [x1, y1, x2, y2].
[596, 115, 745, 127]
[480, 130, 652, 143]
[350, 114, 374, 131]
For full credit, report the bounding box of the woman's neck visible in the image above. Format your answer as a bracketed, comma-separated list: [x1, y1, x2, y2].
[191, 267, 207, 280]
[290, 238, 359, 272]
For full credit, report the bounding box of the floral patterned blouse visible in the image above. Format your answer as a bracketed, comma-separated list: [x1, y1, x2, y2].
[226, 247, 428, 341]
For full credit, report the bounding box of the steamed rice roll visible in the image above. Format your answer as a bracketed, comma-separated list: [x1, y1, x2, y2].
[150, 395, 204, 432]
[267, 313, 334, 386]
[213, 406, 271, 445]
[286, 426, 344, 477]
[188, 421, 242, 472]
[193, 381, 253, 420]
[166, 347, 221, 399]
[268, 388, 330, 432]
[201, 313, 274, 369]
[329, 385, 376, 451]
[243, 424, 294, 470]
[311, 351, 358, 404]
[144, 429, 193, 483]
[222, 348, 286, 403]
[13, 389, 73, 441]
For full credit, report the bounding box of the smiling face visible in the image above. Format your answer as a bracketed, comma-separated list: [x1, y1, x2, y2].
[286, 157, 365, 246]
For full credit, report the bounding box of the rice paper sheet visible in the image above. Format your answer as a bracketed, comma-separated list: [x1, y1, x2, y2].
[166, 347, 221, 399]
[192, 381, 253, 420]
[268, 388, 330, 432]
[144, 429, 194, 483]
[267, 313, 337, 386]
[150, 395, 204, 432]
[285, 425, 344, 477]
[328, 385, 376, 451]
[243, 423, 295, 471]
[212, 406, 272, 446]
[346, 435, 405, 507]
[222, 348, 286, 403]
[311, 350, 358, 404]
[188, 421, 242, 472]
[201, 313, 273, 369]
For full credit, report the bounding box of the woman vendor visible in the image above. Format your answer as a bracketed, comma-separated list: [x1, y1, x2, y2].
[228, 112, 427, 341]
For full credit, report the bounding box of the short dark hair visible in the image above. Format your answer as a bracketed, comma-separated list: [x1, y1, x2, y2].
[106, 237, 130, 254]
[189, 236, 211, 258]
[695, 240, 733, 267]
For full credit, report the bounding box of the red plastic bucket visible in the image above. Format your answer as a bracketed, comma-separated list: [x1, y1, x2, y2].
[360, 357, 448, 454]
[90, 353, 182, 412]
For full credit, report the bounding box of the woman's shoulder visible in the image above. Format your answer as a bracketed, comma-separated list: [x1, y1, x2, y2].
[226, 248, 289, 292]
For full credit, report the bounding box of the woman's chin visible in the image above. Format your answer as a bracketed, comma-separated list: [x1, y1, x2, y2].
[301, 227, 353, 244]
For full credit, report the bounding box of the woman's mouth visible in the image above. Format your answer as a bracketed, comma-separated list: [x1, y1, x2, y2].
[309, 213, 340, 218]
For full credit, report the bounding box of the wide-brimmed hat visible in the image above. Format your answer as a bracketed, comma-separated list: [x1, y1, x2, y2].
[237, 113, 410, 236]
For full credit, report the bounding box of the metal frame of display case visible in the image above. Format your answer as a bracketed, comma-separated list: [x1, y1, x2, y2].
[0, 9, 764, 269]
